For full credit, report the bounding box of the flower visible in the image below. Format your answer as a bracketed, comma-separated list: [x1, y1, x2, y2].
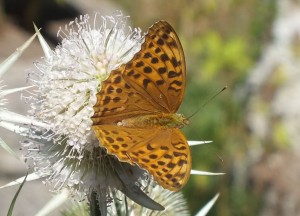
[23, 12, 167, 214]
[3, 12, 223, 215]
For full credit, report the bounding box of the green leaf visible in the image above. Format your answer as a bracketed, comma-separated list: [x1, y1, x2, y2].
[7, 172, 28, 216]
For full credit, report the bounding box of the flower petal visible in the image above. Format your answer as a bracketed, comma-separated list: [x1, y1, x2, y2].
[191, 170, 225, 175]
[0, 121, 30, 135]
[0, 110, 48, 129]
[34, 23, 52, 60]
[195, 193, 220, 216]
[188, 140, 213, 146]
[0, 33, 37, 78]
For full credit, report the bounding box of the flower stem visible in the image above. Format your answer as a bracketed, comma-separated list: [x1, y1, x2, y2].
[89, 191, 102, 216]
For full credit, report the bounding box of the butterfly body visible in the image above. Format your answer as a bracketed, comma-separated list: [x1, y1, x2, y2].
[118, 113, 189, 129]
[92, 21, 191, 191]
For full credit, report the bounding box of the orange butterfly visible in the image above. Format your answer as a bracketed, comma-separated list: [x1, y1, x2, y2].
[92, 21, 190, 191]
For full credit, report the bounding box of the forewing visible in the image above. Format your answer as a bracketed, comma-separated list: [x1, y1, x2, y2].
[122, 21, 186, 113]
[92, 68, 159, 125]
[92, 21, 186, 125]
[93, 125, 191, 191]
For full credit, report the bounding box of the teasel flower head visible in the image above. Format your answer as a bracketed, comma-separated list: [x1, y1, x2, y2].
[22, 12, 169, 214]
[16, 12, 222, 215]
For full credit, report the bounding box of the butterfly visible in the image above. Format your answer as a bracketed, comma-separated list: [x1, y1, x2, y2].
[91, 21, 191, 191]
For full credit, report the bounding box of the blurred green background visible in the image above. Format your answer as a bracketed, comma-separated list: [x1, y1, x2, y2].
[2, 0, 299, 215]
[114, 1, 276, 215]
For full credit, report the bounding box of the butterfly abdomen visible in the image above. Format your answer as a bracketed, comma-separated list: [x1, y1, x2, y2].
[118, 113, 189, 129]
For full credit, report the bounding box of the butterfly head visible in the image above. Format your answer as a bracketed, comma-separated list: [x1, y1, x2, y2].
[173, 113, 189, 129]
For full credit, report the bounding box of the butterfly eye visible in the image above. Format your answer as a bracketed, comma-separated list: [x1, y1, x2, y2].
[178, 124, 184, 129]
[184, 119, 190, 125]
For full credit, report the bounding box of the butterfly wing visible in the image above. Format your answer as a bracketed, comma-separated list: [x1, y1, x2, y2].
[92, 125, 191, 191]
[92, 21, 186, 125]
[92, 21, 190, 191]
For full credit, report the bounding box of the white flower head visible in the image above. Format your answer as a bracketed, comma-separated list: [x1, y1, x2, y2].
[22, 12, 167, 213]
[29, 13, 143, 152]
[17, 12, 222, 215]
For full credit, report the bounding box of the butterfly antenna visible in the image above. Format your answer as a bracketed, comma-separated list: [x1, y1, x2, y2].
[187, 86, 227, 120]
